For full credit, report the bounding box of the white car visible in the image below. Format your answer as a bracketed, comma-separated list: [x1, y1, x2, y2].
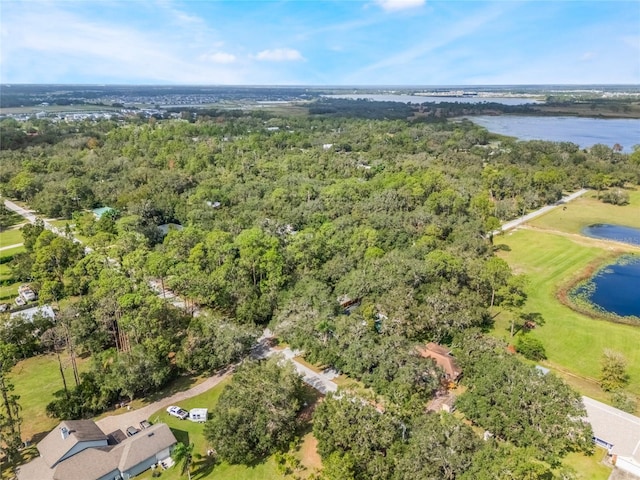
[15, 297, 26, 307]
[166, 405, 188, 420]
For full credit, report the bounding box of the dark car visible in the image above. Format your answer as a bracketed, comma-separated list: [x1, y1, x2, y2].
[126, 426, 140, 437]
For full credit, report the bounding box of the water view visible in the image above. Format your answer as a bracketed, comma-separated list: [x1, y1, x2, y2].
[573, 256, 640, 319]
[324, 94, 542, 106]
[468, 115, 640, 152]
[582, 224, 640, 246]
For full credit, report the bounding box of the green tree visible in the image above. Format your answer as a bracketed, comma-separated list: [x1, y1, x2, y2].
[172, 442, 194, 480]
[0, 342, 23, 471]
[204, 358, 305, 464]
[456, 346, 593, 463]
[394, 413, 480, 480]
[460, 443, 553, 480]
[313, 393, 399, 480]
[599, 349, 629, 392]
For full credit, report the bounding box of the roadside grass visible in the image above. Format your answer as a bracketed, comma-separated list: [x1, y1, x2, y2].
[529, 189, 640, 233]
[0, 227, 24, 248]
[494, 229, 640, 397]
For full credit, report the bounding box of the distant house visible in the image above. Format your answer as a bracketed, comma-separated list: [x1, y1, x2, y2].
[10, 305, 55, 323]
[92, 207, 116, 220]
[416, 342, 462, 384]
[17, 420, 177, 480]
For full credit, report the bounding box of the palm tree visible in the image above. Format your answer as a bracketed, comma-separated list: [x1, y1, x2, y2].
[172, 442, 194, 480]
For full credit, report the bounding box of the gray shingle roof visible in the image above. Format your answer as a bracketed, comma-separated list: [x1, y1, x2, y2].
[52, 447, 119, 480]
[583, 396, 640, 461]
[38, 420, 107, 467]
[114, 423, 177, 472]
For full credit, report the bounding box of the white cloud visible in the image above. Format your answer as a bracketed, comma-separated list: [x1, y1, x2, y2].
[201, 52, 237, 64]
[255, 48, 304, 62]
[580, 52, 595, 61]
[376, 0, 425, 12]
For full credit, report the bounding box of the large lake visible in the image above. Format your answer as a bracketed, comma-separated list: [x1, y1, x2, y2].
[323, 94, 542, 106]
[468, 115, 640, 152]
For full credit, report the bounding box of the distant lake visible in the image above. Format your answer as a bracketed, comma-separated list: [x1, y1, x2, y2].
[572, 256, 640, 319]
[468, 115, 640, 152]
[582, 224, 640, 246]
[323, 94, 542, 106]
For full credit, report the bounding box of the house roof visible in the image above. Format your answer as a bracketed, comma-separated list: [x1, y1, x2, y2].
[52, 447, 119, 480]
[92, 207, 115, 219]
[582, 396, 640, 461]
[113, 423, 177, 472]
[38, 420, 107, 467]
[416, 342, 462, 380]
[21, 422, 176, 480]
[10, 305, 55, 322]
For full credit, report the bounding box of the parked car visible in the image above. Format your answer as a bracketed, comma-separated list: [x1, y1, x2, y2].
[15, 297, 26, 307]
[0, 303, 9, 312]
[140, 420, 152, 429]
[126, 426, 140, 437]
[166, 405, 188, 420]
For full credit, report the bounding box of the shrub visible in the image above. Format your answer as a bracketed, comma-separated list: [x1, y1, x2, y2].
[515, 335, 547, 361]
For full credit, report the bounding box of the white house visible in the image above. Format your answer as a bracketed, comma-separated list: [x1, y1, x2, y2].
[17, 420, 177, 480]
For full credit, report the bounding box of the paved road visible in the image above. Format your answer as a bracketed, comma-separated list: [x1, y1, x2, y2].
[0, 243, 23, 252]
[492, 188, 589, 236]
[271, 347, 338, 395]
[3, 198, 91, 252]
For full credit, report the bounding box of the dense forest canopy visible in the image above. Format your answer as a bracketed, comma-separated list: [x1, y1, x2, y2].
[1, 100, 634, 477]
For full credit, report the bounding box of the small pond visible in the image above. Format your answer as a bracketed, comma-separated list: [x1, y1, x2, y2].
[571, 256, 640, 319]
[582, 224, 640, 246]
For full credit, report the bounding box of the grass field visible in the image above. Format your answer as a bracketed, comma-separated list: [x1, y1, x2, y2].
[495, 229, 640, 395]
[0, 244, 26, 302]
[530, 189, 640, 233]
[0, 227, 24, 248]
[493, 190, 640, 402]
[8, 353, 90, 442]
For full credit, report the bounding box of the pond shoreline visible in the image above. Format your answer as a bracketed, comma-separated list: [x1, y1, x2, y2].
[557, 253, 640, 326]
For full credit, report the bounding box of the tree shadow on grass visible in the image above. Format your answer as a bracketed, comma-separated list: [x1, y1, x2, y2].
[191, 456, 217, 480]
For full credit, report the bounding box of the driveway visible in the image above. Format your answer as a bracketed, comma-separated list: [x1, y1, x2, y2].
[95, 370, 230, 435]
[491, 188, 588, 236]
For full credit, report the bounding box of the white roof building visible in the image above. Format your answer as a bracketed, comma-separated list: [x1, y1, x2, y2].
[583, 396, 640, 477]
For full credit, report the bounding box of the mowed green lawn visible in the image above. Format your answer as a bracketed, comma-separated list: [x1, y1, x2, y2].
[495, 228, 640, 396]
[0, 227, 24, 248]
[0, 245, 26, 302]
[8, 353, 90, 442]
[530, 189, 640, 233]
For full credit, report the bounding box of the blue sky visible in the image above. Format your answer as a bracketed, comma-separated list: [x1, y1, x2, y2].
[1, 0, 639, 85]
